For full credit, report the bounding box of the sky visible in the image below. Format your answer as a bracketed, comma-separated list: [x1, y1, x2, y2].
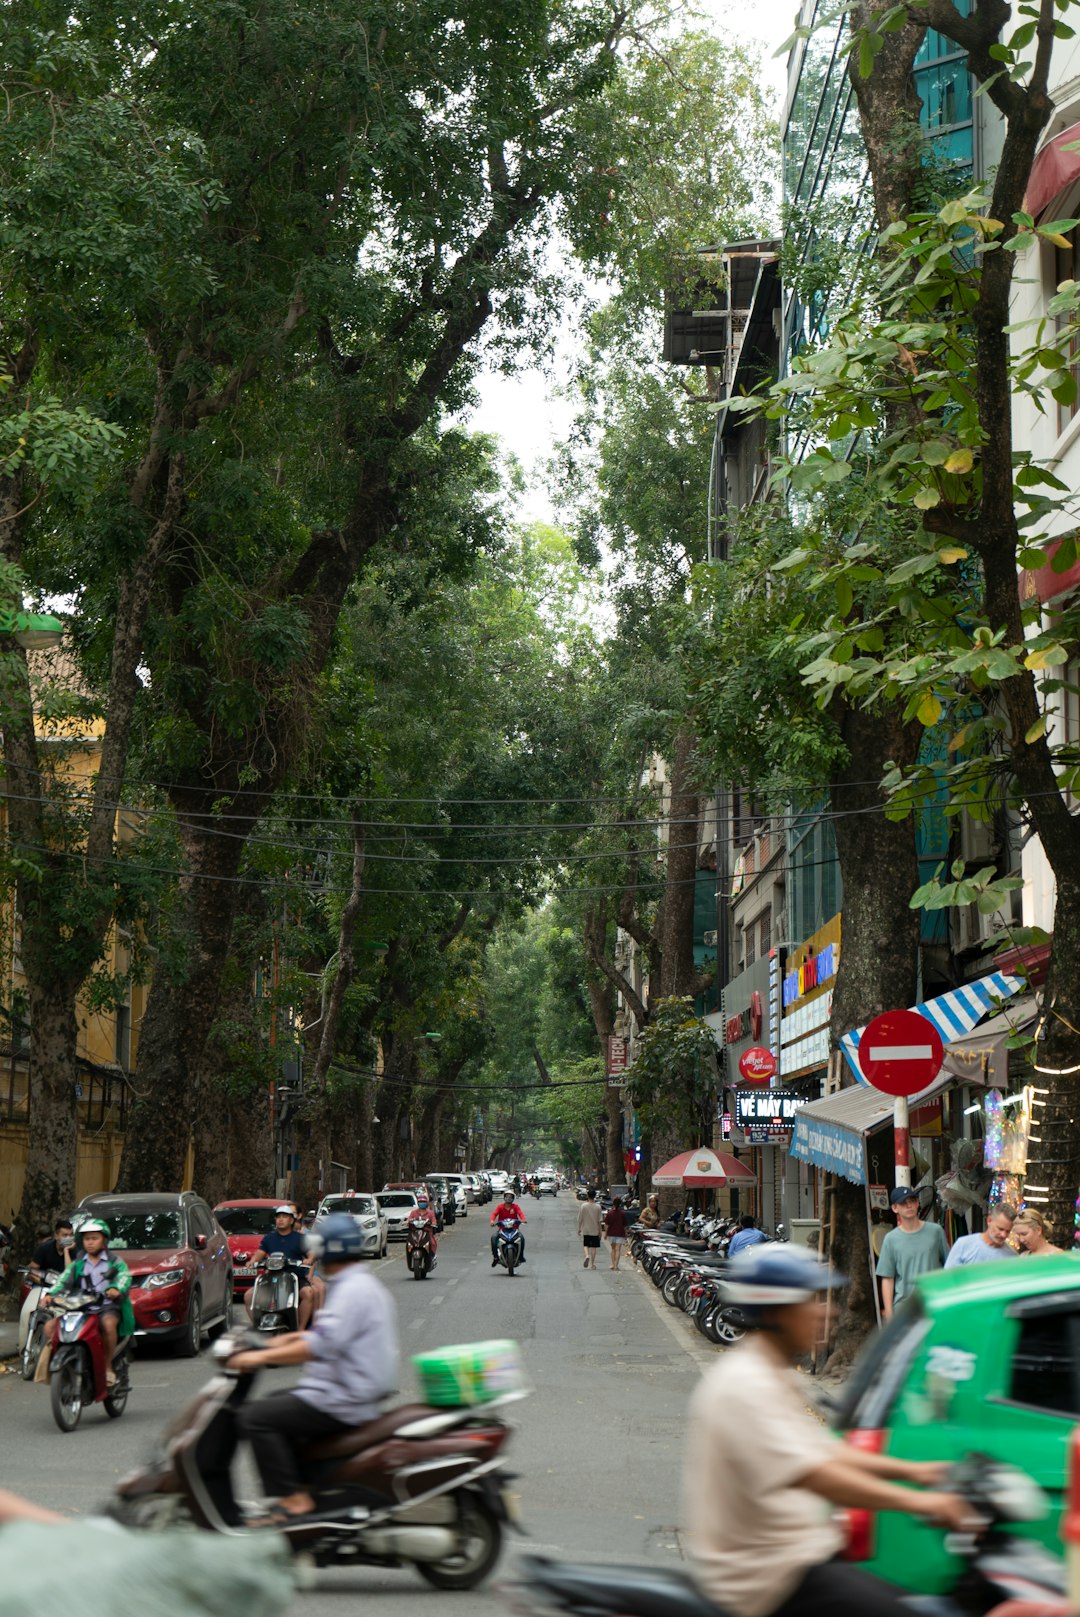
[466, 0, 799, 525]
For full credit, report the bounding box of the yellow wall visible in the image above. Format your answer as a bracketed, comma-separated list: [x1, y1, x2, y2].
[0, 1125, 125, 1225]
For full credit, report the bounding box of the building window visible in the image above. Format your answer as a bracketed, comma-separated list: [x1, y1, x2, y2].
[760, 912, 772, 958]
[745, 923, 756, 966]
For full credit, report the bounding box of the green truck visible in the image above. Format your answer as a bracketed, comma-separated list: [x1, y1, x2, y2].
[834, 1254, 1080, 1593]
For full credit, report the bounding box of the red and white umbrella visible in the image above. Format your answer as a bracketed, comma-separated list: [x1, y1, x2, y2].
[651, 1147, 757, 1189]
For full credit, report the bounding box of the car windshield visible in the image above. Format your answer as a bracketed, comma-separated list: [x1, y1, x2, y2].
[322, 1196, 376, 1217]
[214, 1206, 279, 1236]
[377, 1193, 415, 1209]
[92, 1210, 184, 1250]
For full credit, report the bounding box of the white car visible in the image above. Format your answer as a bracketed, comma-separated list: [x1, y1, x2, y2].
[434, 1173, 471, 1215]
[375, 1190, 419, 1239]
[316, 1192, 388, 1258]
[538, 1173, 558, 1196]
[488, 1171, 510, 1194]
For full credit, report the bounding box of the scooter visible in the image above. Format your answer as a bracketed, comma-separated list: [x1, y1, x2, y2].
[505, 1457, 1065, 1617]
[48, 1293, 131, 1432]
[110, 1330, 524, 1590]
[494, 1219, 524, 1276]
[249, 1252, 300, 1334]
[406, 1222, 437, 1280]
[18, 1266, 58, 1381]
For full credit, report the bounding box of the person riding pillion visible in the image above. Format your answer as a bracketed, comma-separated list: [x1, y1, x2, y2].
[45, 1219, 134, 1387]
[491, 1188, 527, 1267]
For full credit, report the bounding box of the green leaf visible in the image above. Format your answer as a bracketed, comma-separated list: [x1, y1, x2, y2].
[1025, 715, 1048, 742]
[913, 486, 941, 509]
[917, 692, 943, 726]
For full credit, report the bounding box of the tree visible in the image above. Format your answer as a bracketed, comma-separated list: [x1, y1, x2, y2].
[750, 0, 1080, 1245]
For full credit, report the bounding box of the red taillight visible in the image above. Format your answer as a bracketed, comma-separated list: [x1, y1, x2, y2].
[839, 1429, 886, 1561]
[690, 1286, 704, 1297]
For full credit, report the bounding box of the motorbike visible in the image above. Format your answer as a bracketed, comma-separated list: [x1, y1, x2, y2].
[505, 1457, 1065, 1617]
[109, 1330, 524, 1590]
[406, 1221, 437, 1280]
[249, 1252, 300, 1334]
[0, 1220, 11, 1284]
[48, 1293, 132, 1432]
[494, 1219, 524, 1276]
[18, 1266, 59, 1381]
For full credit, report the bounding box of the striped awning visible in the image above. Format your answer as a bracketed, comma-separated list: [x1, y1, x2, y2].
[841, 970, 1025, 1085]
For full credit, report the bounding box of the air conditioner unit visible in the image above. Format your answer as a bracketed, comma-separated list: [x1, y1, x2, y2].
[703, 930, 718, 946]
[954, 902, 998, 954]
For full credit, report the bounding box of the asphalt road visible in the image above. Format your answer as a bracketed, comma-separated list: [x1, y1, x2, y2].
[0, 1196, 705, 1614]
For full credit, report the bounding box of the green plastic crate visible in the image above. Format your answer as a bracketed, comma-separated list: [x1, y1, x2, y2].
[412, 1339, 525, 1407]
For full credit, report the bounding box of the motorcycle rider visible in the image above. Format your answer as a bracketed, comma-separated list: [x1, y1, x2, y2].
[245, 1205, 315, 1329]
[682, 1244, 976, 1617]
[406, 1193, 439, 1257]
[490, 1186, 527, 1268]
[45, 1219, 134, 1387]
[230, 1213, 398, 1527]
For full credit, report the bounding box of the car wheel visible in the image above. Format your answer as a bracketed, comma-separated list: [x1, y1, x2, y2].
[177, 1291, 202, 1358]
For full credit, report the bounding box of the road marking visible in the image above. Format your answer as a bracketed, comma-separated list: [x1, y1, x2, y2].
[409, 1318, 425, 1330]
[430, 1296, 444, 1306]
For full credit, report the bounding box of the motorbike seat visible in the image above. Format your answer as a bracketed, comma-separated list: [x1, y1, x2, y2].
[302, 1402, 433, 1461]
[519, 1556, 727, 1617]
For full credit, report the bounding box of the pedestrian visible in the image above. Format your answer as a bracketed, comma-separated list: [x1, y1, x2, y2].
[875, 1187, 949, 1319]
[727, 1214, 768, 1260]
[1014, 1208, 1063, 1256]
[604, 1196, 628, 1271]
[577, 1188, 603, 1269]
[943, 1203, 1019, 1267]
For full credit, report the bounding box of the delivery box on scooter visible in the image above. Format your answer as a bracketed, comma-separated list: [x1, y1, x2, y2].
[413, 1339, 525, 1408]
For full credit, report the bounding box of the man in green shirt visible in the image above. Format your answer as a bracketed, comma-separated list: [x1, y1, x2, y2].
[875, 1187, 949, 1320]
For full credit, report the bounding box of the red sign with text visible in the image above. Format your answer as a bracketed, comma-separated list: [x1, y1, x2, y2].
[738, 1046, 777, 1084]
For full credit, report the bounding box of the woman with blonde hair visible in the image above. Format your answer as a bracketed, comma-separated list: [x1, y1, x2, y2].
[1014, 1208, 1063, 1256]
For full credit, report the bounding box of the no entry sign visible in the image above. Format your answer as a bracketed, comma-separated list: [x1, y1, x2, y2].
[860, 1009, 944, 1097]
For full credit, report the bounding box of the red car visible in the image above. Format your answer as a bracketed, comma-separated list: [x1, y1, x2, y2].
[76, 1191, 232, 1357]
[212, 1199, 291, 1298]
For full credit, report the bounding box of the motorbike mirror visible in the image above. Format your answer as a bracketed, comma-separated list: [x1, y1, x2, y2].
[195, 1233, 208, 1249]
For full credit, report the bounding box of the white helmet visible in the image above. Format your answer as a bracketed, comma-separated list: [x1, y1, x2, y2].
[721, 1244, 845, 1310]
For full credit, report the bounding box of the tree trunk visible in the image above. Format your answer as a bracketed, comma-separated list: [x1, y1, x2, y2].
[825, 702, 922, 1364]
[116, 818, 250, 1191]
[14, 979, 81, 1254]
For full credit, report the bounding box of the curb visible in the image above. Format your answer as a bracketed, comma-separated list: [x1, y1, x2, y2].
[630, 1254, 717, 1373]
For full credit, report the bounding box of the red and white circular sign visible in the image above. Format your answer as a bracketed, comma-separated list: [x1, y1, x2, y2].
[860, 1009, 943, 1097]
[738, 1046, 777, 1083]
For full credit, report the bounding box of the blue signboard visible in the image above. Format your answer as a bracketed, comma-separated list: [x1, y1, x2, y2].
[790, 1115, 866, 1185]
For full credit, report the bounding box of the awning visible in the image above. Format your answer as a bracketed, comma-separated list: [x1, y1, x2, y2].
[789, 1076, 952, 1186]
[1026, 122, 1080, 219]
[841, 969, 1024, 1084]
[941, 995, 1039, 1089]
[652, 1147, 757, 1188]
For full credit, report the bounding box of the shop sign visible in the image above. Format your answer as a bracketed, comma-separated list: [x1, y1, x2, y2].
[607, 1035, 629, 1076]
[724, 991, 764, 1046]
[738, 1045, 776, 1083]
[734, 1088, 802, 1132]
[790, 1115, 867, 1184]
[782, 916, 841, 1013]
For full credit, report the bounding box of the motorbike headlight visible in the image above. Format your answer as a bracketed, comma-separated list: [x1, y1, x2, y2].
[146, 1269, 185, 1289]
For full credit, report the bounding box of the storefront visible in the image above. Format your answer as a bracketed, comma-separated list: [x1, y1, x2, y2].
[773, 915, 841, 1233]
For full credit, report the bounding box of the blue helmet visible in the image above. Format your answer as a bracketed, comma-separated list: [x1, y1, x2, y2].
[721, 1244, 846, 1314]
[313, 1214, 365, 1263]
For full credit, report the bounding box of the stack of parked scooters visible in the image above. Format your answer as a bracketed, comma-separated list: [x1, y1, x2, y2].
[630, 1213, 788, 1348]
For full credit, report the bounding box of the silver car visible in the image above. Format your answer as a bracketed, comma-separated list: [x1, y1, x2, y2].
[316, 1192, 389, 1258]
[375, 1190, 419, 1239]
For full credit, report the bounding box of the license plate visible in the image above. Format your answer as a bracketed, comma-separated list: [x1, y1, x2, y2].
[235, 1267, 256, 1277]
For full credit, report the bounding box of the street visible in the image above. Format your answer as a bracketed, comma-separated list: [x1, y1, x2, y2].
[0, 1198, 703, 1614]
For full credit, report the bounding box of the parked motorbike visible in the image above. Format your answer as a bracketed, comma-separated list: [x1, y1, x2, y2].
[249, 1252, 300, 1334]
[109, 1331, 524, 1590]
[18, 1266, 58, 1381]
[506, 1457, 1064, 1617]
[406, 1222, 437, 1281]
[494, 1219, 524, 1276]
[48, 1293, 131, 1432]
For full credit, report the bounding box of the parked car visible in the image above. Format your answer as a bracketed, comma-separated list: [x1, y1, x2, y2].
[375, 1189, 419, 1239]
[488, 1170, 510, 1195]
[382, 1181, 443, 1231]
[212, 1198, 288, 1296]
[432, 1173, 470, 1216]
[424, 1175, 455, 1224]
[315, 1191, 389, 1258]
[834, 1254, 1080, 1596]
[76, 1192, 232, 1357]
[464, 1172, 489, 1205]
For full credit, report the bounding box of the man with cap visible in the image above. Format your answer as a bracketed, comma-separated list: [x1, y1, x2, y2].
[875, 1186, 949, 1320]
[245, 1205, 315, 1330]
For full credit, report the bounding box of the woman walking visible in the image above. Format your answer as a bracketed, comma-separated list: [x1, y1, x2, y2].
[604, 1196, 629, 1271]
[577, 1189, 603, 1269]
